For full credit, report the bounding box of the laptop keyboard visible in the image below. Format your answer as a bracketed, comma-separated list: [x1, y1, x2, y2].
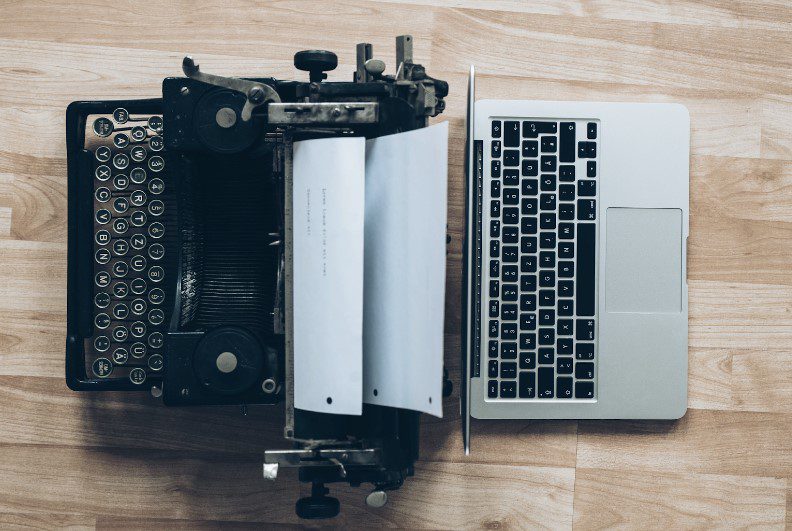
[485, 119, 598, 400]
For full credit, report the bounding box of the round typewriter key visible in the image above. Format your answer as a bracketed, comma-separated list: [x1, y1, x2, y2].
[148, 200, 164, 217]
[148, 178, 164, 195]
[112, 325, 129, 342]
[95, 146, 111, 162]
[112, 107, 129, 124]
[95, 164, 111, 181]
[112, 218, 128, 235]
[130, 254, 146, 272]
[130, 298, 147, 315]
[130, 190, 147, 206]
[112, 239, 128, 256]
[112, 260, 128, 277]
[95, 248, 111, 264]
[148, 331, 164, 348]
[131, 126, 147, 142]
[148, 266, 164, 283]
[130, 277, 147, 295]
[130, 210, 146, 227]
[95, 209, 111, 225]
[148, 243, 164, 260]
[130, 342, 146, 358]
[94, 335, 110, 352]
[93, 117, 113, 137]
[113, 133, 130, 148]
[130, 145, 147, 162]
[94, 292, 111, 308]
[113, 152, 129, 170]
[130, 233, 146, 250]
[112, 302, 129, 320]
[130, 167, 147, 184]
[95, 187, 111, 202]
[148, 155, 164, 172]
[130, 321, 146, 338]
[148, 308, 164, 325]
[148, 116, 163, 132]
[92, 357, 113, 377]
[95, 229, 111, 245]
[148, 354, 164, 371]
[95, 271, 110, 288]
[112, 347, 129, 364]
[148, 288, 165, 305]
[148, 222, 164, 239]
[112, 281, 128, 298]
[129, 367, 147, 385]
[113, 173, 129, 190]
[113, 196, 129, 214]
[149, 135, 164, 151]
[94, 313, 110, 329]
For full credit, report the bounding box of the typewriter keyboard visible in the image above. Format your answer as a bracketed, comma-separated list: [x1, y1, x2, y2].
[85, 110, 170, 385]
[484, 119, 598, 400]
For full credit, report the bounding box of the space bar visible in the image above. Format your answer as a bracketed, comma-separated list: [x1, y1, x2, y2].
[576, 223, 596, 316]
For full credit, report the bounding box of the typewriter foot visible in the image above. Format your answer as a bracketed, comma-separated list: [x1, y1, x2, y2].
[295, 482, 340, 519]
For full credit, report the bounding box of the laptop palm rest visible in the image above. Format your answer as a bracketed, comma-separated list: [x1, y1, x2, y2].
[605, 208, 683, 314]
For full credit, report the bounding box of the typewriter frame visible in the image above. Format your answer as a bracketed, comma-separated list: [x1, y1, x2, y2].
[65, 36, 449, 518]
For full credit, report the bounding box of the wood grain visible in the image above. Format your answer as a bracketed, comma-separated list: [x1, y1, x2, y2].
[0, 0, 790, 528]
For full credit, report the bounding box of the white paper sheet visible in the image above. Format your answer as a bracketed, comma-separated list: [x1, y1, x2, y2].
[292, 136, 365, 415]
[362, 121, 448, 417]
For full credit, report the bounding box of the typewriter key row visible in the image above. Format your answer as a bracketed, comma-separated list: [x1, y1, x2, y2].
[88, 109, 169, 385]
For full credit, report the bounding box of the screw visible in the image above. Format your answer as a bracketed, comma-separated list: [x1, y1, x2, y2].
[180, 87, 190, 96]
[248, 86, 265, 103]
[331, 107, 341, 118]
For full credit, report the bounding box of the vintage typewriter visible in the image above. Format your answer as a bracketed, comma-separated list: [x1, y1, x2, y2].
[65, 36, 448, 519]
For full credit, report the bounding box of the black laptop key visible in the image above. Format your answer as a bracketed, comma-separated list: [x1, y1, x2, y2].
[502, 265, 518, 282]
[559, 203, 574, 221]
[538, 348, 554, 364]
[520, 312, 536, 331]
[540, 232, 556, 249]
[491, 200, 501, 217]
[501, 322, 517, 339]
[519, 371, 536, 398]
[540, 193, 556, 211]
[540, 251, 555, 269]
[522, 140, 538, 158]
[559, 184, 575, 202]
[489, 280, 500, 298]
[521, 255, 537, 273]
[503, 207, 519, 225]
[575, 362, 595, 380]
[502, 284, 518, 301]
[578, 199, 596, 220]
[519, 333, 536, 350]
[490, 220, 500, 238]
[501, 303, 517, 320]
[576, 223, 596, 315]
[500, 362, 517, 379]
[541, 136, 557, 153]
[491, 179, 501, 198]
[557, 337, 573, 355]
[523, 121, 556, 138]
[578, 141, 596, 158]
[521, 216, 537, 234]
[488, 360, 499, 378]
[557, 319, 573, 336]
[539, 270, 555, 288]
[488, 380, 498, 398]
[558, 260, 574, 277]
[521, 236, 537, 254]
[520, 352, 536, 370]
[489, 299, 500, 317]
[559, 242, 574, 259]
[587, 160, 596, 177]
[540, 155, 557, 172]
[490, 239, 500, 257]
[491, 160, 501, 178]
[522, 159, 538, 176]
[540, 212, 556, 230]
[501, 342, 517, 359]
[557, 376, 573, 398]
[489, 340, 499, 358]
[558, 299, 573, 317]
[502, 226, 519, 244]
[503, 149, 519, 167]
[587, 122, 597, 139]
[500, 380, 517, 398]
[539, 309, 555, 326]
[522, 178, 538, 196]
[538, 367, 554, 398]
[557, 359, 573, 376]
[503, 169, 519, 186]
[492, 120, 502, 138]
[520, 293, 536, 312]
[539, 289, 555, 306]
[575, 381, 594, 399]
[578, 180, 596, 197]
[558, 280, 574, 297]
[539, 328, 554, 345]
[491, 140, 502, 158]
[576, 343, 595, 360]
[503, 188, 519, 205]
[559, 164, 575, 182]
[522, 198, 538, 216]
[504, 121, 520, 147]
[576, 319, 595, 341]
[520, 274, 537, 292]
[559, 223, 574, 240]
[541, 174, 556, 192]
[560, 122, 575, 162]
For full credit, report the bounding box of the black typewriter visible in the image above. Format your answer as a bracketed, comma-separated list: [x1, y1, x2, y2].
[65, 36, 448, 518]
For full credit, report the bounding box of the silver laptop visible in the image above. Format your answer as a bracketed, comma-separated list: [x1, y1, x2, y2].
[462, 67, 689, 452]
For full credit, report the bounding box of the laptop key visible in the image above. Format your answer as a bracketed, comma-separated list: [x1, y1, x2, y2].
[501, 342, 517, 359]
[488, 360, 499, 377]
[502, 265, 518, 281]
[488, 340, 498, 357]
[557, 357, 573, 375]
[519, 371, 536, 398]
[560, 122, 575, 162]
[578, 199, 596, 220]
[576, 319, 595, 340]
[501, 303, 517, 320]
[575, 362, 595, 380]
[504, 121, 520, 147]
[500, 362, 517, 379]
[522, 140, 538, 157]
[488, 380, 498, 398]
[500, 380, 517, 398]
[523, 121, 556, 138]
[557, 377, 573, 398]
[489, 300, 500, 317]
[538, 367, 554, 398]
[504, 169, 519, 186]
[520, 313, 536, 331]
[576, 343, 595, 360]
[539, 348, 554, 364]
[491, 140, 501, 158]
[575, 381, 594, 398]
[520, 352, 536, 370]
[557, 337, 573, 355]
[576, 223, 596, 315]
[491, 120, 501, 138]
[578, 180, 596, 197]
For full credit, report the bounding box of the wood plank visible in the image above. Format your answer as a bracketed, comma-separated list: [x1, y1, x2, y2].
[0, 512, 95, 530]
[573, 468, 787, 528]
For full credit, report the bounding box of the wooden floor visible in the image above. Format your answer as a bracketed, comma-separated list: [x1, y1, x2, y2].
[1, 0, 791, 528]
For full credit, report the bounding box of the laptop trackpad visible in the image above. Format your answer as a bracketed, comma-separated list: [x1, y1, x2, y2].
[605, 208, 683, 313]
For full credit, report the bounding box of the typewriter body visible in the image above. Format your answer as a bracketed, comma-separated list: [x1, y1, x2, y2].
[65, 36, 448, 518]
